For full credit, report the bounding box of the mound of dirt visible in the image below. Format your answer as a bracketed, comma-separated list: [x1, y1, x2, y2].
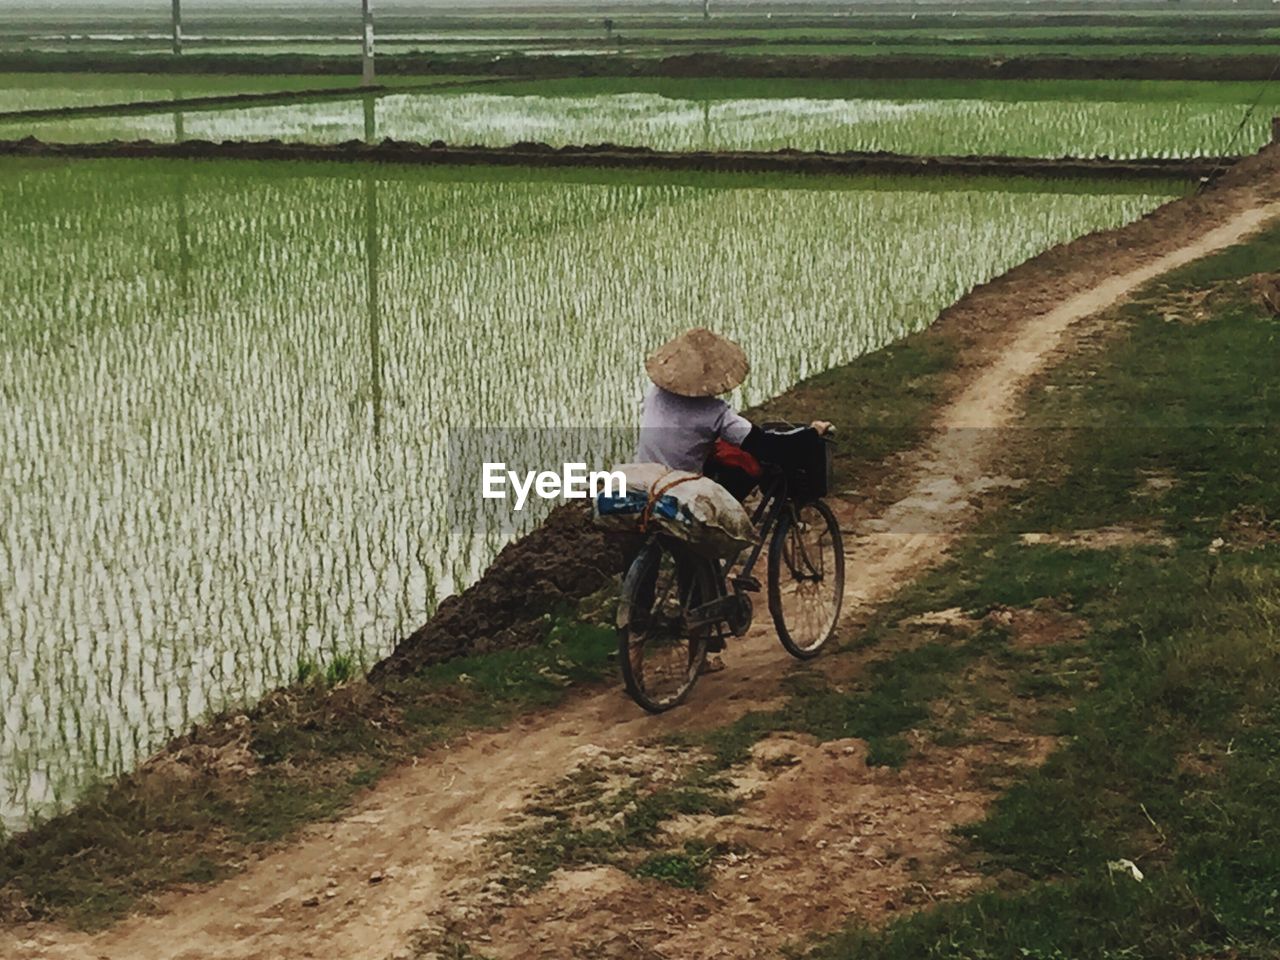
[138, 714, 257, 797]
[373, 505, 633, 678]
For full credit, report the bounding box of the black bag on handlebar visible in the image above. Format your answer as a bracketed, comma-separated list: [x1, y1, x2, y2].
[768, 427, 833, 502]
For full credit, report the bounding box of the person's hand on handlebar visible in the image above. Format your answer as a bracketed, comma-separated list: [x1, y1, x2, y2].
[810, 420, 835, 436]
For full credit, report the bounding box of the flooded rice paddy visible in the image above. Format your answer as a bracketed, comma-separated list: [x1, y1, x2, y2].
[3, 90, 1268, 159]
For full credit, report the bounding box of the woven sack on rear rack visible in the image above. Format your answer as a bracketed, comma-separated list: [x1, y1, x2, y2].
[592, 462, 756, 559]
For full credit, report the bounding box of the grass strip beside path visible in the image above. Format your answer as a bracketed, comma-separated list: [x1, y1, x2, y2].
[803, 225, 1280, 958]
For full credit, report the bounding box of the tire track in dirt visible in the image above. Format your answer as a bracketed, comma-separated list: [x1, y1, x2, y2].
[4, 200, 1278, 960]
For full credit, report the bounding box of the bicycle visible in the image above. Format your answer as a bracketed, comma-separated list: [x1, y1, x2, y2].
[616, 427, 845, 713]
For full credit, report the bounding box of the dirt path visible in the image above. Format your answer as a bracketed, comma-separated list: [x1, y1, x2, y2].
[5, 199, 1278, 960]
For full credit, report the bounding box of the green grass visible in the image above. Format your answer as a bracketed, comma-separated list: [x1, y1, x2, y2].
[494, 758, 737, 892]
[802, 225, 1280, 957]
[686, 631, 994, 774]
[749, 328, 957, 493]
[0, 151, 1166, 861]
[4, 13, 1279, 93]
[293, 649, 363, 688]
[0, 154, 1178, 200]
[7, 86, 1260, 159]
[0, 159, 1130, 920]
[633, 840, 727, 890]
[6, 71, 1273, 161]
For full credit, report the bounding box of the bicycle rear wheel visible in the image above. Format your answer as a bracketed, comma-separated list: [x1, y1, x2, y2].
[768, 499, 845, 659]
[617, 540, 713, 713]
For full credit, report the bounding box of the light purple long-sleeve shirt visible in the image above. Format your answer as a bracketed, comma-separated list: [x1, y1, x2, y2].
[635, 383, 752, 473]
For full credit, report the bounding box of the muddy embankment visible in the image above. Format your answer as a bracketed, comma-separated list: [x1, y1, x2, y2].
[5, 51, 1280, 82]
[373, 506, 630, 677]
[374, 144, 1280, 678]
[0, 136, 1234, 182]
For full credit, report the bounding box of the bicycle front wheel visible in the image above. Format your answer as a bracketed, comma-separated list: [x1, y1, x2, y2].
[768, 499, 845, 659]
[617, 540, 713, 713]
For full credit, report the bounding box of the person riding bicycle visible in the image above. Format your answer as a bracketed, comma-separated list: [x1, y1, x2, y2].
[635, 327, 832, 669]
[636, 326, 832, 485]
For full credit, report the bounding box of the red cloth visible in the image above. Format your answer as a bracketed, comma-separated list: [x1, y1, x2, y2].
[711, 439, 763, 478]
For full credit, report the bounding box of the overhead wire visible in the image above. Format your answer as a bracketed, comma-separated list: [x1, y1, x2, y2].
[1196, 54, 1280, 194]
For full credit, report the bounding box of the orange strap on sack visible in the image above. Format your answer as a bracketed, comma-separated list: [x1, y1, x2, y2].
[639, 470, 701, 532]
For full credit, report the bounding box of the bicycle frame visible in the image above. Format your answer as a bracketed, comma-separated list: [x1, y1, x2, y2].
[679, 467, 792, 634]
[724, 466, 790, 586]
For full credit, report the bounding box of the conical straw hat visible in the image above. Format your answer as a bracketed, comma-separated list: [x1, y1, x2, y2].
[645, 328, 749, 398]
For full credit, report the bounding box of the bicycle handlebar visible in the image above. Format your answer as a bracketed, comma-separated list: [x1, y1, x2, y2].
[759, 420, 837, 438]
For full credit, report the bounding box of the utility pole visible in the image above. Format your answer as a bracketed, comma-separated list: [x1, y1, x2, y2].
[361, 0, 376, 87]
[171, 0, 182, 55]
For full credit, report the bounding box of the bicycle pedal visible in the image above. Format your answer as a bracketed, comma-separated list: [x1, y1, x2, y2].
[732, 575, 762, 593]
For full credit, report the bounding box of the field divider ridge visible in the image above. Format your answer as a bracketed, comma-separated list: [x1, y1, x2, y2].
[0, 85, 391, 123]
[0, 77, 524, 125]
[0, 137, 1237, 182]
